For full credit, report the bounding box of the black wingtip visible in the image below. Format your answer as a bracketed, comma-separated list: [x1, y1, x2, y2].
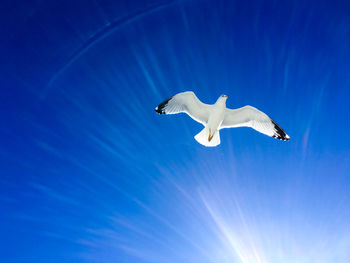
[271, 120, 290, 141]
[155, 97, 172, 114]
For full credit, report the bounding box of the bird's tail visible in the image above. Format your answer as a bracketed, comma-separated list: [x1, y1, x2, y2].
[194, 127, 220, 147]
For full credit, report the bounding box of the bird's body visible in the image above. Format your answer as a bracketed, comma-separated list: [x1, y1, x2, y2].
[207, 96, 226, 133]
[155, 91, 290, 147]
[194, 96, 226, 146]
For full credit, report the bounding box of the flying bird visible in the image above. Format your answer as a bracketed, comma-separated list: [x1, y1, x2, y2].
[155, 91, 290, 147]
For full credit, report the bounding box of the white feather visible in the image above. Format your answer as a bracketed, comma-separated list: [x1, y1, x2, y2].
[155, 91, 212, 126]
[220, 106, 290, 140]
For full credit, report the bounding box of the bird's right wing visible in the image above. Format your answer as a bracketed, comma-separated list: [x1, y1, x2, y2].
[220, 105, 290, 141]
[155, 91, 212, 125]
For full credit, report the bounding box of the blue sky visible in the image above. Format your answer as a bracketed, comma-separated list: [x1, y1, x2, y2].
[1, 0, 350, 262]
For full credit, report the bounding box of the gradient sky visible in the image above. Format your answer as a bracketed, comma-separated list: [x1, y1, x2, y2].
[1, 0, 350, 262]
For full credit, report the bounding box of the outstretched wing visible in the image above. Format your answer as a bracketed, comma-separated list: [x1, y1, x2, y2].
[220, 105, 290, 141]
[155, 91, 212, 125]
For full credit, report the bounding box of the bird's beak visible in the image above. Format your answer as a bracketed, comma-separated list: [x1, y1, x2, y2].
[226, 95, 230, 97]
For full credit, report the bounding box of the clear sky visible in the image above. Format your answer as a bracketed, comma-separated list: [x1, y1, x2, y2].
[1, 0, 350, 262]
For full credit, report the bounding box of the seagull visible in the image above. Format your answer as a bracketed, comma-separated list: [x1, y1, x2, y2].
[155, 91, 290, 147]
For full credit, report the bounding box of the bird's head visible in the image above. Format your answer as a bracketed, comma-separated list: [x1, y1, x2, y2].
[216, 94, 229, 105]
[220, 94, 230, 101]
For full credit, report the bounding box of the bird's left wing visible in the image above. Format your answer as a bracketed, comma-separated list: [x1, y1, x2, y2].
[220, 105, 290, 140]
[155, 91, 211, 125]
